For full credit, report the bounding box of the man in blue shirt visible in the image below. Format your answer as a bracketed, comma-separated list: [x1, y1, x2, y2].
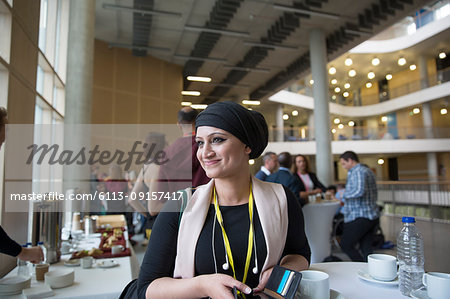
[339, 151, 379, 262]
[255, 151, 278, 181]
[266, 152, 304, 206]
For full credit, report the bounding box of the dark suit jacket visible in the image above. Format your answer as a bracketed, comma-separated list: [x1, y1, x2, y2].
[266, 169, 305, 206]
[293, 172, 327, 193]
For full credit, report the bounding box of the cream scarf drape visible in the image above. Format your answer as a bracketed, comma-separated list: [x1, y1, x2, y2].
[173, 176, 288, 280]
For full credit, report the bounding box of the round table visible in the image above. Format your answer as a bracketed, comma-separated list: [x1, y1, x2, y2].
[302, 201, 340, 263]
[310, 262, 408, 299]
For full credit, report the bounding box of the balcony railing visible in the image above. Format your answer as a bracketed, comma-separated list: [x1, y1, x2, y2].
[287, 67, 450, 106]
[377, 181, 450, 223]
[269, 126, 450, 142]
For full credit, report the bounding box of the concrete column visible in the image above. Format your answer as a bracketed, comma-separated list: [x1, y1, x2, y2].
[63, 1, 95, 210]
[419, 55, 438, 180]
[276, 104, 284, 142]
[309, 28, 333, 186]
[308, 112, 314, 140]
[65, 0, 94, 123]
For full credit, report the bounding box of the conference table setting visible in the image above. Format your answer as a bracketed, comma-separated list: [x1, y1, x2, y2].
[0, 215, 140, 299]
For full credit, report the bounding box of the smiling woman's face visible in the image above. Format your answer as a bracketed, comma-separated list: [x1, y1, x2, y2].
[195, 126, 251, 179]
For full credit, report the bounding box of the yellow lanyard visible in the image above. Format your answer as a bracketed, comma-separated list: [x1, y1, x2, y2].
[213, 184, 254, 286]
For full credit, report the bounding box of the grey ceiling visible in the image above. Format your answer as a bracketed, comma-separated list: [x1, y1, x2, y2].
[95, 0, 433, 105]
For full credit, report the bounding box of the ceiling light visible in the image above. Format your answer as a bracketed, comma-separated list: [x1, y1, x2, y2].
[413, 108, 420, 114]
[181, 91, 201, 96]
[441, 108, 448, 115]
[292, 110, 299, 116]
[184, 25, 250, 37]
[191, 104, 208, 109]
[283, 114, 289, 120]
[409, 64, 417, 71]
[181, 101, 192, 106]
[186, 76, 212, 82]
[343, 91, 349, 97]
[242, 100, 260, 105]
[338, 124, 344, 129]
[249, 159, 255, 165]
[345, 58, 353, 66]
[348, 121, 355, 127]
[329, 67, 337, 75]
[334, 87, 341, 93]
[331, 95, 336, 100]
[398, 57, 406, 66]
[371, 57, 380, 66]
[334, 118, 340, 124]
[309, 79, 314, 85]
[331, 79, 337, 85]
[348, 69, 356, 77]
[381, 116, 388, 122]
[439, 52, 446, 59]
[386, 74, 393, 80]
[344, 83, 350, 89]
[366, 82, 372, 88]
[377, 159, 385, 165]
[367, 72, 375, 79]
[331, 128, 337, 133]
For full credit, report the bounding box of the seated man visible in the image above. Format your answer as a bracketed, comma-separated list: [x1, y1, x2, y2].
[339, 151, 379, 262]
[255, 151, 278, 181]
[266, 152, 304, 206]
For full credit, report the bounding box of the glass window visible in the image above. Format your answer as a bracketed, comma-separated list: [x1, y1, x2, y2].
[0, 0, 12, 63]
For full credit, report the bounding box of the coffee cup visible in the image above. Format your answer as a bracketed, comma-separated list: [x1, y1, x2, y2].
[111, 245, 125, 255]
[368, 254, 398, 281]
[35, 263, 49, 281]
[81, 256, 94, 269]
[298, 270, 330, 299]
[422, 272, 450, 299]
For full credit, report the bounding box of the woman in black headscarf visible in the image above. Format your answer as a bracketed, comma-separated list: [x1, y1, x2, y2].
[136, 102, 310, 299]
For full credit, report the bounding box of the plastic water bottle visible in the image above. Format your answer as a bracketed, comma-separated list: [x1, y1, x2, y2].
[17, 245, 29, 277]
[397, 216, 425, 296]
[38, 241, 47, 264]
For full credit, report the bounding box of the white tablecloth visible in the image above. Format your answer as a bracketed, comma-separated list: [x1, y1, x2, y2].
[303, 201, 340, 263]
[4, 238, 139, 299]
[310, 262, 408, 299]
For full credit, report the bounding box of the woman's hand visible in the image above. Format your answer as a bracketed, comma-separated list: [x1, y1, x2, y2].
[196, 273, 252, 299]
[252, 267, 273, 294]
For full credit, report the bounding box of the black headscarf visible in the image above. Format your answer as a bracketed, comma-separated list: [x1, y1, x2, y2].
[195, 101, 268, 159]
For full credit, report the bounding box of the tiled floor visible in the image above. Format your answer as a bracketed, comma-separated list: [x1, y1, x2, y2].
[132, 214, 450, 273]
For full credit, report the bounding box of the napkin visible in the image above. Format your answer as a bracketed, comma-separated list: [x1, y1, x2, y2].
[22, 285, 54, 299]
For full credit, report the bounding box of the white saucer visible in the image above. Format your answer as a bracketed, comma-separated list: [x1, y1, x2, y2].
[410, 288, 431, 299]
[357, 269, 399, 285]
[330, 288, 345, 299]
[64, 259, 80, 267]
[97, 260, 119, 268]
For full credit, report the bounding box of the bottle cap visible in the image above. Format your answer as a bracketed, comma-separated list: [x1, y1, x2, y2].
[37, 242, 43, 245]
[402, 216, 415, 223]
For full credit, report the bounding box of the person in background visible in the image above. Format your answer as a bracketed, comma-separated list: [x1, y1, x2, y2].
[292, 154, 326, 203]
[339, 151, 379, 262]
[136, 101, 310, 299]
[0, 107, 43, 263]
[255, 151, 278, 181]
[128, 132, 166, 244]
[155, 107, 209, 215]
[266, 152, 305, 206]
